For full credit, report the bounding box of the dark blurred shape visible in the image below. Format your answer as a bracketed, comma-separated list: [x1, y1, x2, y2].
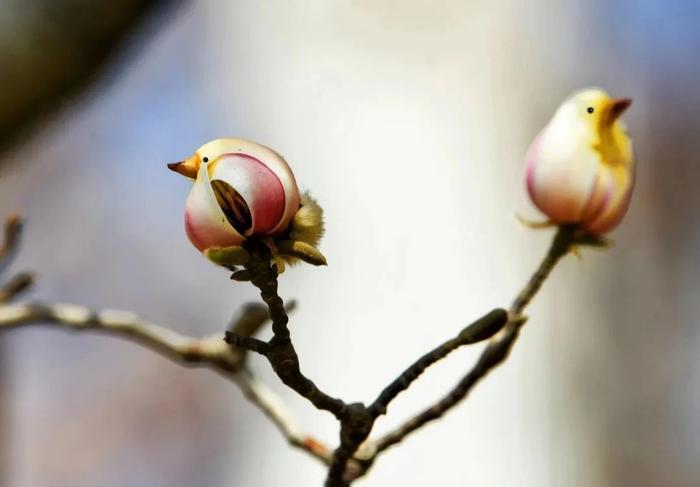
[0, 0, 177, 153]
[0, 213, 29, 482]
[0, 2, 177, 482]
[228, 300, 298, 337]
[0, 347, 8, 480]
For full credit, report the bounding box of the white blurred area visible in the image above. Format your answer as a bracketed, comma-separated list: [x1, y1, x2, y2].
[1, 1, 699, 486]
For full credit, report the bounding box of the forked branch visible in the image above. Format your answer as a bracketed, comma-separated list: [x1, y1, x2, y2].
[364, 226, 582, 471]
[0, 214, 591, 486]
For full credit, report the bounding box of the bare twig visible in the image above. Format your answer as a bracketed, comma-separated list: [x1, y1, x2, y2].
[0, 272, 33, 304]
[0, 215, 33, 305]
[0, 214, 22, 273]
[368, 308, 508, 419]
[370, 324, 522, 456]
[226, 244, 349, 420]
[0, 301, 331, 465]
[322, 310, 508, 484]
[325, 225, 578, 484]
[232, 368, 333, 464]
[368, 226, 579, 462]
[0, 302, 240, 369]
[222, 244, 370, 486]
[321, 309, 510, 484]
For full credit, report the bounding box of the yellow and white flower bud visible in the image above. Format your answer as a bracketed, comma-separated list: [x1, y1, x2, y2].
[525, 88, 635, 234]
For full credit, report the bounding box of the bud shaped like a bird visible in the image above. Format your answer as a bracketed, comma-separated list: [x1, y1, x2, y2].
[525, 88, 635, 234]
[169, 138, 300, 252]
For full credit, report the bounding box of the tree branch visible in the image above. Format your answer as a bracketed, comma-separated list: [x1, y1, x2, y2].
[0, 272, 33, 304]
[367, 226, 579, 462]
[226, 244, 349, 420]
[225, 229, 582, 485]
[221, 244, 368, 486]
[0, 301, 331, 465]
[367, 308, 509, 419]
[0, 215, 33, 305]
[0, 214, 22, 273]
[232, 368, 333, 464]
[0, 215, 332, 468]
[0, 302, 240, 369]
[323, 308, 509, 485]
[0, 215, 599, 486]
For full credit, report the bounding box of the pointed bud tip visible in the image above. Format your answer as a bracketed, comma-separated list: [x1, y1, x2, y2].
[609, 97, 632, 120]
[167, 161, 184, 172]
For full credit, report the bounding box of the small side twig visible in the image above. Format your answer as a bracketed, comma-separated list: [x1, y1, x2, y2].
[0, 272, 33, 304]
[0, 215, 33, 304]
[0, 214, 22, 272]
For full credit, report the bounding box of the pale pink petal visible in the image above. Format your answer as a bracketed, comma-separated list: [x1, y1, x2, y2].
[584, 167, 635, 234]
[209, 153, 286, 236]
[525, 132, 543, 199]
[202, 139, 300, 235]
[184, 163, 245, 252]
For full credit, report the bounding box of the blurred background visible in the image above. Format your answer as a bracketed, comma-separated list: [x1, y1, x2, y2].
[1, 1, 699, 486]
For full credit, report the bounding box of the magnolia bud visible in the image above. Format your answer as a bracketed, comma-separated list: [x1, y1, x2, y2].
[525, 88, 635, 234]
[169, 138, 300, 252]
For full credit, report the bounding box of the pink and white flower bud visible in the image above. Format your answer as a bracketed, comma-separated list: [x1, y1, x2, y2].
[524, 89, 635, 235]
[169, 138, 300, 252]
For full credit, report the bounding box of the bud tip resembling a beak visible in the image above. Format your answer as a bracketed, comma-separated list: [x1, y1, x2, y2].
[609, 97, 632, 120]
[167, 161, 184, 172]
[167, 159, 198, 179]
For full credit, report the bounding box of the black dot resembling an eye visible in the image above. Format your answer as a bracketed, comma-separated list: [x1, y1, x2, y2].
[203, 157, 209, 162]
[587, 107, 594, 114]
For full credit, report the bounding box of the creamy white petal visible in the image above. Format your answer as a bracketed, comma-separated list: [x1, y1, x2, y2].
[184, 163, 245, 251]
[528, 122, 600, 224]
